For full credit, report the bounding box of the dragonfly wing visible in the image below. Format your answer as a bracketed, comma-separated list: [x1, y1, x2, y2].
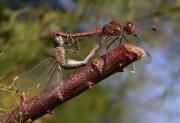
[12, 58, 56, 91]
[35, 62, 62, 93]
[103, 36, 121, 50]
[137, 40, 152, 64]
[141, 50, 152, 64]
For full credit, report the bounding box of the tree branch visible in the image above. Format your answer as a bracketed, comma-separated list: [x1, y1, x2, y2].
[0, 42, 145, 123]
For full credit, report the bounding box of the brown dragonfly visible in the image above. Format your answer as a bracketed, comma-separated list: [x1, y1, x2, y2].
[51, 20, 157, 73]
[51, 20, 157, 50]
[51, 21, 136, 50]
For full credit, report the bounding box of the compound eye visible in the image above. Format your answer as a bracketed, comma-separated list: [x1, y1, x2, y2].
[55, 36, 60, 43]
[126, 22, 135, 33]
[52, 36, 64, 47]
[127, 23, 132, 29]
[128, 23, 131, 27]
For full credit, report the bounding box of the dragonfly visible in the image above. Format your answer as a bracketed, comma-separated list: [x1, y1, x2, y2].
[51, 21, 133, 50]
[51, 20, 157, 73]
[12, 35, 101, 93]
[51, 20, 157, 50]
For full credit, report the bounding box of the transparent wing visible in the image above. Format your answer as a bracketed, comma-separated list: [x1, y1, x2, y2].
[139, 48, 152, 64]
[103, 36, 121, 50]
[142, 50, 152, 64]
[12, 58, 62, 92]
[36, 62, 62, 93]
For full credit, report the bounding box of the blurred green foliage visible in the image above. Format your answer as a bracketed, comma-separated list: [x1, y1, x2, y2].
[0, 0, 180, 123]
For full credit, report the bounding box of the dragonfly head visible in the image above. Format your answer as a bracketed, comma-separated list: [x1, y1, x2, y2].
[124, 22, 135, 35]
[51, 33, 65, 47]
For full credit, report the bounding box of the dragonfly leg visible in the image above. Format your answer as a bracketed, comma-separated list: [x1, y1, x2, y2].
[118, 36, 123, 44]
[67, 35, 75, 47]
[66, 36, 80, 53]
[122, 35, 127, 41]
[75, 38, 80, 53]
[70, 36, 80, 53]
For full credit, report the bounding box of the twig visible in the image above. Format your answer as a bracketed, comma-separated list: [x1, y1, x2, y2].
[0, 42, 145, 123]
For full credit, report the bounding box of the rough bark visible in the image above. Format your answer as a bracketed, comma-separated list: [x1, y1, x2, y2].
[0, 42, 145, 123]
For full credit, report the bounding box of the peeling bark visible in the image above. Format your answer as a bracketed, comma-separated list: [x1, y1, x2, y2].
[0, 42, 145, 123]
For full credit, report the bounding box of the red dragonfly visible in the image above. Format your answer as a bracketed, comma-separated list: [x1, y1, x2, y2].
[51, 20, 157, 73]
[51, 20, 157, 50]
[51, 21, 139, 50]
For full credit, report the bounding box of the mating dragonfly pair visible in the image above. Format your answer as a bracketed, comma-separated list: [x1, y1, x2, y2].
[12, 20, 156, 93]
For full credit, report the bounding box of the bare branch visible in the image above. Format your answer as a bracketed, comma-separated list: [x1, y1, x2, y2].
[0, 42, 145, 123]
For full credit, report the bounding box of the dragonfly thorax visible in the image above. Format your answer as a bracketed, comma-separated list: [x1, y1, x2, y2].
[102, 23, 124, 36]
